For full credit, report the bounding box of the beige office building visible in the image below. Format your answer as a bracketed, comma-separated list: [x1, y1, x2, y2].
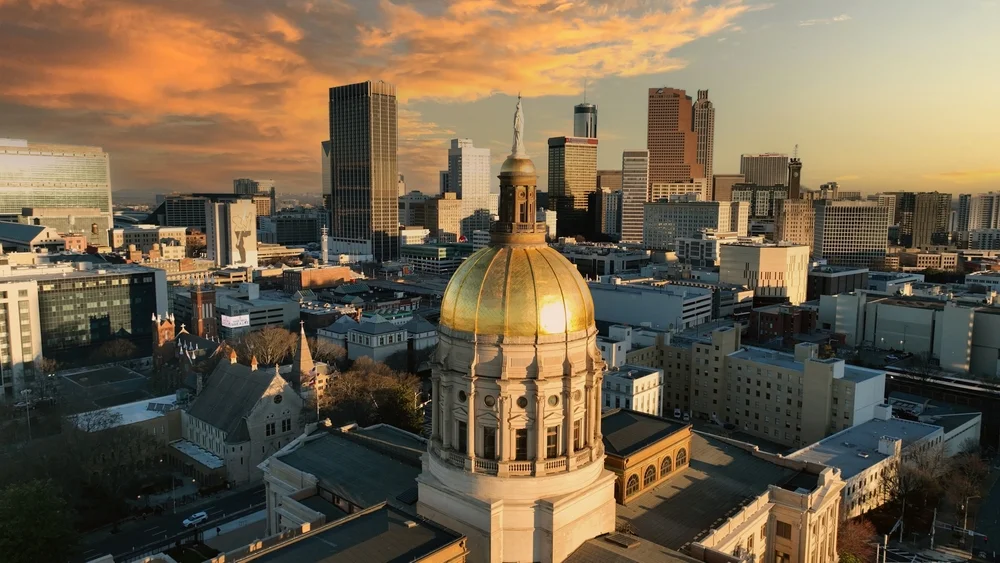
[0, 280, 43, 401]
[425, 192, 463, 243]
[650, 179, 708, 202]
[647, 88, 703, 185]
[813, 200, 891, 268]
[547, 136, 598, 237]
[693, 90, 715, 184]
[620, 150, 649, 243]
[720, 243, 810, 305]
[775, 199, 816, 253]
[712, 173, 744, 201]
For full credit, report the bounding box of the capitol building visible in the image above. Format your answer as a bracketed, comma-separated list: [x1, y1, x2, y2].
[416, 96, 617, 561]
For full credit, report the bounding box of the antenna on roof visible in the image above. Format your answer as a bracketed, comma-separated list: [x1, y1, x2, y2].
[583, 79, 588, 103]
[793, 144, 799, 159]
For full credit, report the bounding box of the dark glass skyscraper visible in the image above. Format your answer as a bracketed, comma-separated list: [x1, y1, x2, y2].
[327, 81, 399, 261]
[573, 103, 597, 138]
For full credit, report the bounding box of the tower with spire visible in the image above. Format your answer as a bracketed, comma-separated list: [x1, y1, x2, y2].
[291, 321, 316, 390]
[417, 96, 615, 562]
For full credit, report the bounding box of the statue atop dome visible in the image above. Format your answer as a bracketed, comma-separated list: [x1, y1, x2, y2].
[511, 93, 526, 157]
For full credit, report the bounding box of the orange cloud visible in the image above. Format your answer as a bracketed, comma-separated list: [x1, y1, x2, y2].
[0, 0, 755, 194]
[925, 170, 1000, 185]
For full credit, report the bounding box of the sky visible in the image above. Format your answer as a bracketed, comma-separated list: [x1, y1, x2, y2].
[1, 0, 998, 199]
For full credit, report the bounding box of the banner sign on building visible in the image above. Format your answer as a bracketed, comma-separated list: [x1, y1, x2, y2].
[220, 314, 250, 328]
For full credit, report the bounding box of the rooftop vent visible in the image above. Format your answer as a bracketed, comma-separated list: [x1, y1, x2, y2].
[605, 534, 640, 549]
[842, 442, 855, 448]
[857, 452, 870, 458]
[403, 520, 419, 529]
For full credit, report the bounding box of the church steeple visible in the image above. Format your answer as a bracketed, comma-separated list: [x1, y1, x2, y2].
[292, 321, 315, 388]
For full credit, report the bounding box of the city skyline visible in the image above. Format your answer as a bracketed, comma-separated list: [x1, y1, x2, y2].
[1, 0, 998, 197]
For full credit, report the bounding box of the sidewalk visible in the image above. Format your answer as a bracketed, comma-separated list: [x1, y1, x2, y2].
[204, 511, 267, 553]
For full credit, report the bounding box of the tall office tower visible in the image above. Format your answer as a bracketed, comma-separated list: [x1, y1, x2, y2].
[596, 169, 622, 191]
[205, 198, 258, 267]
[712, 174, 744, 201]
[958, 192, 1000, 231]
[399, 190, 430, 227]
[446, 138, 493, 238]
[321, 141, 332, 209]
[574, 103, 598, 138]
[547, 136, 598, 238]
[328, 80, 399, 262]
[910, 192, 952, 247]
[731, 184, 788, 218]
[642, 200, 749, 250]
[775, 199, 815, 254]
[590, 187, 622, 237]
[646, 88, 703, 185]
[620, 150, 649, 243]
[740, 153, 790, 187]
[438, 171, 450, 195]
[692, 90, 715, 183]
[650, 179, 708, 202]
[0, 138, 113, 240]
[788, 158, 803, 199]
[233, 178, 275, 217]
[425, 192, 462, 242]
[867, 193, 897, 224]
[813, 200, 890, 268]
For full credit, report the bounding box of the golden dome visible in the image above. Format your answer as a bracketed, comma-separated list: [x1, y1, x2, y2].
[439, 244, 595, 338]
[500, 155, 536, 175]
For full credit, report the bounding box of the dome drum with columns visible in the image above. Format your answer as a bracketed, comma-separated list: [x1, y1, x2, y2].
[417, 96, 616, 563]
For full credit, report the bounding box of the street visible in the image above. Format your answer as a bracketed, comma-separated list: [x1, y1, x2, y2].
[76, 485, 265, 563]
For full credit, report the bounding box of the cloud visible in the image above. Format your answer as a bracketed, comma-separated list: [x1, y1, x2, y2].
[0, 0, 756, 194]
[924, 170, 1000, 185]
[799, 14, 851, 26]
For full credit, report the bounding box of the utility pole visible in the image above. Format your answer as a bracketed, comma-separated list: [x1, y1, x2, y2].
[931, 508, 937, 549]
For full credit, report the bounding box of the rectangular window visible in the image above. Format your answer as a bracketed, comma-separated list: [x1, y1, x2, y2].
[483, 426, 497, 460]
[776, 521, 792, 539]
[281, 418, 291, 432]
[457, 421, 468, 454]
[546, 426, 559, 458]
[515, 429, 528, 460]
[574, 420, 583, 450]
[265, 422, 275, 437]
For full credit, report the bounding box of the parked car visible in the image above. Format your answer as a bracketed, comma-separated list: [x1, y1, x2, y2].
[182, 511, 208, 528]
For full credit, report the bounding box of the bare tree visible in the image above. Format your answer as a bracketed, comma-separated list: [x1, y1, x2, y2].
[308, 337, 347, 370]
[837, 518, 877, 563]
[91, 338, 138, 363]
[317, 357, 423, 433]
[232, 326, 298, 365]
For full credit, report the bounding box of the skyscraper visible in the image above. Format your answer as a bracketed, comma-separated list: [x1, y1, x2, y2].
[0, 138, 113, 239]
[327, 80, 399, 261]
[574, 103, 598, 138]
[912, 192, 952, 247]
[205, 198, 258, 267]
[620, 150, 649, 243]
[547, 136, 598, 237]
[233, 178, 275, 218]
[446, 138, 493, 238]
[775, 199, 815, 254]
[958, 192, 1000, 231]
[693, 90, 715, 183]
[813, 200, 890, 268]
[646, 88, 703, 185]
[596, 170, 622, 191]
[740, 153, 790, 187]
[712, 174, 744, 201]
[321, 140, 332, 209]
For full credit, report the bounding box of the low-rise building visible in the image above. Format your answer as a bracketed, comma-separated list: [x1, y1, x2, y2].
[749, 304, 818, 344]
[601, 409, 692, 505]
[0, 222, 66, 253]
[966, 271, 1000, 292]
[317, 314, 438, 366]
[555, 243, 649, 277]
[399, 243, 474, 276]
[110, 225, 187, 255]
[719, 243, 810, 306]
[676, 230, 764, 267]
[867, 271, 925, 293]
[602, 365, 664, 416]
[788, 407, 944, 519]
[588, 279, 714, 331]
[282, 265, 356, 293]
[807, 266, 869, 301]
[174, 282, 299, 340]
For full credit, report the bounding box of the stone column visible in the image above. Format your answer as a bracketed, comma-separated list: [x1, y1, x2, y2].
[535, 385, 546, 464]
[583, 383, 593, 448]
[431, 375, 441, 441]
[467, 379, 477, 472]
[441, 382, 452, 450]
[563, 376, 573, 463]
[497, 394, 508, 461]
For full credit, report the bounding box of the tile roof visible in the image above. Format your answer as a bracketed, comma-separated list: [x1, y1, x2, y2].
[187, 360, 282, 442]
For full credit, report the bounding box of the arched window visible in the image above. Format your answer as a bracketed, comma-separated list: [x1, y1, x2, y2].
[661, 456, 672, 476]
[625, 474, 640, 497]
[643, 465, 657, 487]
[676, 448, 688, 467]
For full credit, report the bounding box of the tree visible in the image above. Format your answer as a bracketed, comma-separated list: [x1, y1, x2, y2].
[233, 326, 298, 365]
[91, 338, 138, 363]
[318, 357, 424, 434]
[308, 337, 347, 370]
[0, 479, 77, 563]
[837, 518, 876, 563]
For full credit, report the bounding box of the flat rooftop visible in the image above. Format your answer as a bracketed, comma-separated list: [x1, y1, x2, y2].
[787, 417, 942, 479]
[606, 365, 660, 380]
[602, 410, 689, 458]
[242, 503, 464, 563]
[729, 346, 884, 384]
[616, 432, 800, 551]
[566, 534, 701, 563]
[276, 431, 421, 510]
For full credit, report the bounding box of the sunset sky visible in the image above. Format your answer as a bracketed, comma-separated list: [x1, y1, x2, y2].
[1, 0, 998, 198]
